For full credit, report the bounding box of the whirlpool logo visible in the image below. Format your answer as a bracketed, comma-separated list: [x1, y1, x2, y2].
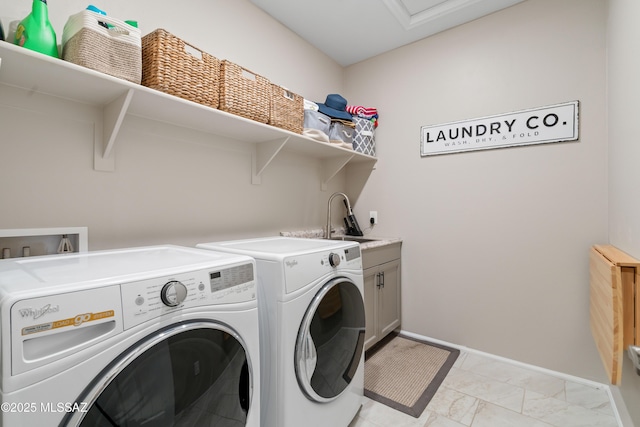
[285, 259, 298, 268]
[19, 304, 60, 320]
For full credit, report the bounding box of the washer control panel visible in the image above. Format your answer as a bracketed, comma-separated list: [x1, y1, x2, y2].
[161, 280, 188, 307]
[121, 262, 255, 330]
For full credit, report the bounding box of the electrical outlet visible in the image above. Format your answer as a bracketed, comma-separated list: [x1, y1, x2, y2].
[369, 211, 378, 225]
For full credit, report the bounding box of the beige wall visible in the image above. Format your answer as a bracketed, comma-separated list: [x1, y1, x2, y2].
[346, 0, 609, 381]
[0, 0, 346, 250]
[4, 0, 637, 418]
[608, 0, 640, 422]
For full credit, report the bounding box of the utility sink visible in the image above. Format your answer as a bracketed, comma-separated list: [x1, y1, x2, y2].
[330, 236, 377, 243]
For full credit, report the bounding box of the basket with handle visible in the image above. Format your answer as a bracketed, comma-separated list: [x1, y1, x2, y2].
[352, 117, 376, 156]
[269, 84, 303, 134]
[141, 29, 220, 109]
[219, 60, 271, 123]
[62, 10, 141, 84]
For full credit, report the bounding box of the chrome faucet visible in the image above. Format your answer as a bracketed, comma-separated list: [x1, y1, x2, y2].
[326, 192, 352, 239]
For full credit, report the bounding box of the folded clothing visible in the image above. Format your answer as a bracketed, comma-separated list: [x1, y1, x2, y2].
[346, 105, 378, 117]
[346, 105, 379, 127]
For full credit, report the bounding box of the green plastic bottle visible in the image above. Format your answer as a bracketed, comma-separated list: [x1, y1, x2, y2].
[14, 0, 59, 58]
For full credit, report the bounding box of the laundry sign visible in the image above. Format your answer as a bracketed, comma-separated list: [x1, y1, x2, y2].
[420, 101, 579, 156]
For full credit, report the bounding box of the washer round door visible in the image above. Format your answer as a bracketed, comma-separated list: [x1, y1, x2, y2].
[295, 277, 366, 402]
[64, 321, 254, 427]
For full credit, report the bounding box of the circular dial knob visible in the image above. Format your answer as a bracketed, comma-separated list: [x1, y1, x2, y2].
[161, 280, 188, 307]
[328, 253, 341, 267]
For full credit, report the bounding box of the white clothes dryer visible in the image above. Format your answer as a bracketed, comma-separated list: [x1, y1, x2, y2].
[197, 237, 365, 427]
[0, 245, 260, 427]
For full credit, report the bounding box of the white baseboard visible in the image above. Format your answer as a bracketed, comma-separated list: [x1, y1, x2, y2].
[399, 329, 632, 427]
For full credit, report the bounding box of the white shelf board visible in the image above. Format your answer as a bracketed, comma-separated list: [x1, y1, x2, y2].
[0, 42, 377, 180]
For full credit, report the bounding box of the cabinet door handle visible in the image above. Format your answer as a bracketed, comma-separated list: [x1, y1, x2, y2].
[376, 272, 381, 289]
[379, 271, 385, 289]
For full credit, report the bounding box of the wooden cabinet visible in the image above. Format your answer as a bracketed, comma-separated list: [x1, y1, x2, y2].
[363, 242, 401, 351]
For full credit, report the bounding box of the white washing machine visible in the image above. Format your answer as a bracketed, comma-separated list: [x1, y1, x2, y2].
[0, 245, 260, 427]
[197, 237, 365, 427]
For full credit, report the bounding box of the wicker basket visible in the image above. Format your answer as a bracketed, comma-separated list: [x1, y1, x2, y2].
[269, 84, 303, 134]
[219, 60, 270, 123]
[62, 10, 141, 84]
[141, 29, 220, 109]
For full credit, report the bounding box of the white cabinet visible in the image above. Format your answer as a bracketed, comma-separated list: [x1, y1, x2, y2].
[0, 43, 376, 187]
[363, 242, 401, 351]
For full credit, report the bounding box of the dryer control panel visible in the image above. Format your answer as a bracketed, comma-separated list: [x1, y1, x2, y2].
[284, 246, 362, 294]
[121, 262, 255, 330]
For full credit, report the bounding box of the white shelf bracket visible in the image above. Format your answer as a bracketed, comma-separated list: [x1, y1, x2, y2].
[252, 137, 289, 184]
[321, 153, 355, 191]
[94, 89, 134, 172]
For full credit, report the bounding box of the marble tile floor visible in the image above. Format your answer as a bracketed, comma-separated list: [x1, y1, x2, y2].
[349, 351, 620, 427]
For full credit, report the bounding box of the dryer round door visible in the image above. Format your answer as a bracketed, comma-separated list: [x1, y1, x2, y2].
[295, 277, 365, 402]
[63, 320, 254, 427]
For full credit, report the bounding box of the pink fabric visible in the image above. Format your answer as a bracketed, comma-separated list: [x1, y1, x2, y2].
[346, 105, 378, 117]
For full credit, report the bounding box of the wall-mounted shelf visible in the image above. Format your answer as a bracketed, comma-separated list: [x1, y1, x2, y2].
[0, 227, 88, 259]
[0, 43, 376, 188]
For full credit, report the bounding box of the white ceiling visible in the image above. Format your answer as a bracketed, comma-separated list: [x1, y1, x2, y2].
[250, 0, 526, 66]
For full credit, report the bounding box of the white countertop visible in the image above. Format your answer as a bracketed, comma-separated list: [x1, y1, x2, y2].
[280, 228, 402, 250]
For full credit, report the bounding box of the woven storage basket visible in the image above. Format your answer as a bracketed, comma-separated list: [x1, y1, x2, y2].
[219, 60, 270, 123]
[62, 10, 141, 84]
[141, 29, 220, 109]
[269, 84, 303, 134]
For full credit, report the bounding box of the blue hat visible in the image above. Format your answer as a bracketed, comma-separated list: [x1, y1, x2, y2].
[317, 94, 353, 121]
